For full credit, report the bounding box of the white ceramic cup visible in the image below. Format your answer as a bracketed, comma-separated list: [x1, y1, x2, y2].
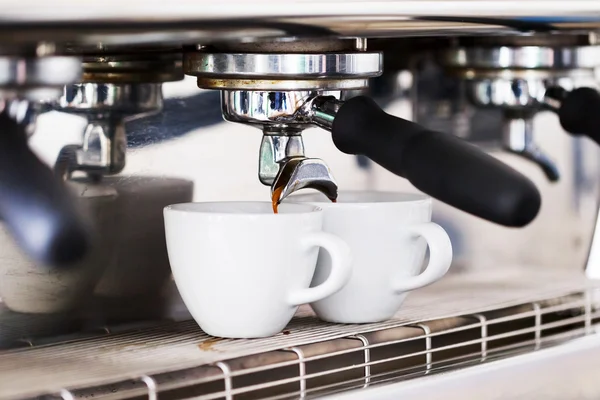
[291, 191, 452, 323]
[164, 201, 352, 338]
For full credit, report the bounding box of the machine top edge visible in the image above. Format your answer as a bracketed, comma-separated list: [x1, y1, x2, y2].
[0, 1, 599, 23]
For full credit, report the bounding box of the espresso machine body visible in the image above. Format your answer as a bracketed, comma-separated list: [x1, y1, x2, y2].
[1, 1, 600, 398]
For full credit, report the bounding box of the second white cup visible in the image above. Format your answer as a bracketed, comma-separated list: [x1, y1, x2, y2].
[164, 202, 352, 338]
[291, 191, 453, 323]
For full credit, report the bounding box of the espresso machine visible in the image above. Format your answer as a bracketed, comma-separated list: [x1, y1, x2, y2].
[2, 2, 600, 399]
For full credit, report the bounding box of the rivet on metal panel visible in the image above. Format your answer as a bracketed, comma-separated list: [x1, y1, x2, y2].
[140, 375, 157, 400]
[471, 314, 488, 361]
[59, 389, 75, 400]
[411, 324, 431, 373]
[585, 289, 593, 335]
[215, 362, 233, 400]
[283, 347, 306, 398]
[350, 335, 371, 388]
[532, 303, 542, 350]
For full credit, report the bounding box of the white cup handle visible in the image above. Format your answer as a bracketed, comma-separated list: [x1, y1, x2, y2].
[392, 222, 453, 293]
[287, 232, 352, 306]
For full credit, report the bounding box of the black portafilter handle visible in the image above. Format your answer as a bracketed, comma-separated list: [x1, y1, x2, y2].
[546, 87, 600, 146]
[329, 96, 542, 227]
[0, 111, 90, 267]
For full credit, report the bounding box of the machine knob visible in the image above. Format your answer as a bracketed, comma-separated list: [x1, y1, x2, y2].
[546, 87, 600, 146]
[326, 96, 542, 227]
[0, 111, 90, 267]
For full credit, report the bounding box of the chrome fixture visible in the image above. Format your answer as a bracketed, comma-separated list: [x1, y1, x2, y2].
[54, 51, 182, 179]
[440, 40, 600, 181]
[185, 51, 382, 91]
[56, 82, 163, 178]
[186, 46, 382, 202]
[0, 55, 81, 101]
[220, 89, 343, 200]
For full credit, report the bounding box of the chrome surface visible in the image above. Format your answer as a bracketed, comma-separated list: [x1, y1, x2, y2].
[452, 68, 597, 81]
[0, 55, 81, 100]
[464, 78, 561, 180]
[186, 51, 382, 90]
[221, 89, 341, 129]
[259, 134, 305, 185]
[221, 89, 340, 197]
[58, 120, 127, 176]
[58, 83, 163, 116]
[272, 157, 338, 202]
[436, 44, 600, 181]
[444, 45, 600, 70]
[81, 52, 183, 84]
[441, 45, 600, 108]
[198, 77, 373, 91]
[466, 78, 551, 110]
[184, 52, 382, 79]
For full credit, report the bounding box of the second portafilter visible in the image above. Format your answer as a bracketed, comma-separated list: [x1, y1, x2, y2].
[441, 39, 600, 181]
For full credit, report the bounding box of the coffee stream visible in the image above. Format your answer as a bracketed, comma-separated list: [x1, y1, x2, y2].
[272, 187, 336, 214]
[272, 186, 284, 214]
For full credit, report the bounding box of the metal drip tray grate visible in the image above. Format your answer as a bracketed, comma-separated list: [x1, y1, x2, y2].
[1, 269, 599, 400]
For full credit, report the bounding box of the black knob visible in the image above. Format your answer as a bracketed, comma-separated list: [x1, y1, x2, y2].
[552, 87, 600, 146]
[331, 96, 541, 227]
[0, 111, 90, 267]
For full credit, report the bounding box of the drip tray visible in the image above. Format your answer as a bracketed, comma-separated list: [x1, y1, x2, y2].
[1, 269, 599, 400]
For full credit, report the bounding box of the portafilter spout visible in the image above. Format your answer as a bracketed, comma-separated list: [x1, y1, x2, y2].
[222, 90, 340, 202]
[272, 157, 338, 204]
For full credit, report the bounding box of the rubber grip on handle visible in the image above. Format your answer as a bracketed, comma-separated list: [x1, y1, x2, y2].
[331, 96, 541, 227]
[557, 87, 600, 146]
[0, 112, 90, 267]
